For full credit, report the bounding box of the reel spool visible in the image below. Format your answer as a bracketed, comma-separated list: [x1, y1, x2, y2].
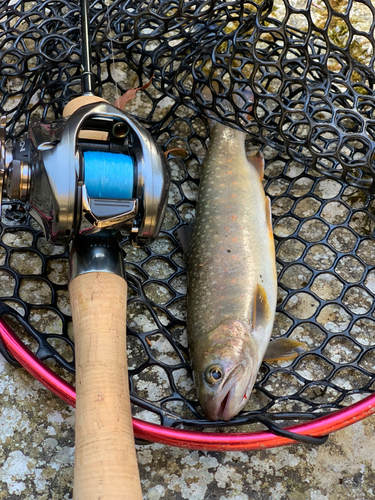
[0, 99, 170, 247]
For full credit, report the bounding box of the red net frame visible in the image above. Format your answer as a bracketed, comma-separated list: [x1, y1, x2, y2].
[2, 317, 374, 451]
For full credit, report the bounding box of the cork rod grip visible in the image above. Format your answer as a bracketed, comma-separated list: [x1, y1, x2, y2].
[69, 272, 142, 500]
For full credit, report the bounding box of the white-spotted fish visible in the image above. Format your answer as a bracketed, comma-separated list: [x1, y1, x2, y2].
[178, 117, 306, 421]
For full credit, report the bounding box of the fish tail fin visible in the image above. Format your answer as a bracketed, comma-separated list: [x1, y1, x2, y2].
[263, 338, 308, 363]
[231, 86, 254, 112]
[199, 84, 254, 121]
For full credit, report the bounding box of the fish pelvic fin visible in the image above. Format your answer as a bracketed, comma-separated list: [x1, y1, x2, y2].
[265, 196, 273, 236]
[263, 338, 308, 362]
[247, 151, 265, 181]
[252, 283, 272, 332]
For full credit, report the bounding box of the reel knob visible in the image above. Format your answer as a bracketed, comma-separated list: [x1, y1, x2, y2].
[0, 117, 31, 217]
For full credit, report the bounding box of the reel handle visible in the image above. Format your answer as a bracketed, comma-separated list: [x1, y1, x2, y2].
[69, 271, 142, 500]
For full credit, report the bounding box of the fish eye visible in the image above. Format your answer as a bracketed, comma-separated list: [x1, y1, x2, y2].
[205, 365, 223, 385]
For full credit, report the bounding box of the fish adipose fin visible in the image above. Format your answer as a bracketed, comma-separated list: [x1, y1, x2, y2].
[252, 283, 272, 332]
[263, 338, 308, 362]
[247, 151, 265, 181]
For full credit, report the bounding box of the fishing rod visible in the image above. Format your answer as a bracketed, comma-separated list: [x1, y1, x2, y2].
[79, 0, 95, 96]
[0, 0, 170, 497]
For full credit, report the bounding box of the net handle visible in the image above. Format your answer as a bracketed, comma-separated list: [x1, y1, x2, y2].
[1, 316, 375, 452]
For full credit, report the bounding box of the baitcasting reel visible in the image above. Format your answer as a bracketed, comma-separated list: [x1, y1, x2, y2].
[0, 100, 170, 247]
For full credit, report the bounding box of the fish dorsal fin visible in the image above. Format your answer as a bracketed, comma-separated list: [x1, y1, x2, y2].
[252, 284, 272, 332]
[263, 338, 307, 362]
[247, 151, 265, 181]
[176, 222, 195, 254]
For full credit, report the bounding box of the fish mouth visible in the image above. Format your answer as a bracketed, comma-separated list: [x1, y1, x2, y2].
[218, 382, 238, 422]
[204, 364, 247, 421]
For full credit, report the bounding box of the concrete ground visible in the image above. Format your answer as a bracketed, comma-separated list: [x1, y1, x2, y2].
[1, 353, 375, 500]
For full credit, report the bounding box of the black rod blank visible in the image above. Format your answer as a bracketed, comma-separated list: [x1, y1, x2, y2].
[80, 0, 95, 95]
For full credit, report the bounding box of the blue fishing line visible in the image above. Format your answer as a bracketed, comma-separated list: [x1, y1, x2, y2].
[83, 151, 134, 199]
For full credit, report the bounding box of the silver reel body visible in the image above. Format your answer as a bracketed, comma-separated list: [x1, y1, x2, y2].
[0, 102, 170, 248]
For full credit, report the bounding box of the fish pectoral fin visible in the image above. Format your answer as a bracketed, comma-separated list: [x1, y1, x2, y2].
[263, 338, 308, 363]
[247, 151, 265, 180]
[252, 284, 272, 331]
[176, 222, 195, 254]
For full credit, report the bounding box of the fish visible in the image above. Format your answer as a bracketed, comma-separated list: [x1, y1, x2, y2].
[178, 114, 306, 421]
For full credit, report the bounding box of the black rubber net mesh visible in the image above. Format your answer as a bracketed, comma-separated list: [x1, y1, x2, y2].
[0, 0, 375, 433]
